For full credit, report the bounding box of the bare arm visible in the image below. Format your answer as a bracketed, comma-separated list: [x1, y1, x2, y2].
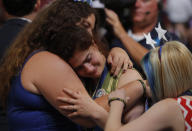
[105, 98, 185, 131]
[22, 51, 96, 127]
[95, 69, 145, 112]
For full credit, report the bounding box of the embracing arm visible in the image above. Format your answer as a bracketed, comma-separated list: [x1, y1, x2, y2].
[95, 69, 145, 112]
[105, 98, 185, 131]
[22, 51, 96, 127]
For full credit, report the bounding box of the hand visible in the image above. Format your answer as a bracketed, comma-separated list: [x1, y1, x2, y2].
[107, 47, 133, 76]
[57, 88, 100, 118]
[105, 8, 127, 39]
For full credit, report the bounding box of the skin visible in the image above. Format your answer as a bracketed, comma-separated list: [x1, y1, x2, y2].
[68, 44, 106, 79]
[58, 43, 144, 128]
[105, 0, 159, 66]
[131, 0, 158, 34]
[79, 13, 133, 76]
[105, 88, 187, 131]
[19, 14, 136, 128]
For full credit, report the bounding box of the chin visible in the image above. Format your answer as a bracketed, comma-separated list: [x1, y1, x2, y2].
[133, 17, 145, 23]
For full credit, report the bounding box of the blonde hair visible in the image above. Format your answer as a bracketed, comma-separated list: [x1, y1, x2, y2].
[142, 41, 192, 101]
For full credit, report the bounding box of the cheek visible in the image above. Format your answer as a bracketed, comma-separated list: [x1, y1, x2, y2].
[146, 1, 158, 12]
[87, 29, 93, 36]
[77, 70, 86, 77]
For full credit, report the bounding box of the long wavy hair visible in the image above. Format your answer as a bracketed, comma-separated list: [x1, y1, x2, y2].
[141, 41, 192, 102]
[0, 0, 97, 106]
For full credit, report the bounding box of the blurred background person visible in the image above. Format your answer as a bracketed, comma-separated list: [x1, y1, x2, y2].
[0, 0, 6, 26]
[0, 0, 53, 130]
[0, 0, 54, 61]
[163, 0, 192, 48]
[93, 0, 191, 77]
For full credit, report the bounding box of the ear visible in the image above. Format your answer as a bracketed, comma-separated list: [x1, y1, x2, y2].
[34, 0, 41, 12]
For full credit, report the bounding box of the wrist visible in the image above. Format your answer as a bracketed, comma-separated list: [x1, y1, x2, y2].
[137, 79, 146, 98]
[118, 30, 127, 40]
[108, 97, 126, 108]
[110, 100, 124, 108]
[91, 105, 108, 121]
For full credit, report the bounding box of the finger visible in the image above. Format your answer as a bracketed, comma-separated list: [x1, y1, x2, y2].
[107, 54, 113, 65]
[57, 97, 77, 105]
[128, 60, 133, 69]
[106, 18, 114, 25]
[67, 112, 79, 118]
[113, 58, 123, 76]
[105, 8, 116, 19]
[114, 58, 125, 76]
[62, 88, 79, 99]
[110, 56, 119, 75]
[59, 105, 78, 111]
[104, 8, 112, 18]
[123, 60, 128, 73]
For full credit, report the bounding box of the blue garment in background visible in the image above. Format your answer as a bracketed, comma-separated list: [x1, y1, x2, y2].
[110, 23, 187, 78]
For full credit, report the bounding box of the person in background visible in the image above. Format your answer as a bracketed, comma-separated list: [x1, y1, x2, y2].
[0, 0, 6, 26]
[104, 0, 187, 76]
[0, 0, 50, 60]
[105, 41, 192, 131]
[164, 0, 192, 50]
[0, 0, 51, 130]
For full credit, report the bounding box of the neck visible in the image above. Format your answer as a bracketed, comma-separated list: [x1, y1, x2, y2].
[23, 12, 36, 21]
[5, 12, 36, 21]
[132, 19, 157, 35]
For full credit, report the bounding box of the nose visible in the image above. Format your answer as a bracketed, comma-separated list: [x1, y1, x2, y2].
[84, 63, 95, 74]
[87, 29, 93, 36]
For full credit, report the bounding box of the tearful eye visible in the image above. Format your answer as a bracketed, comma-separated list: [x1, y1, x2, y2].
[82, 22, 91, 29]
[85, 53, 92, 63]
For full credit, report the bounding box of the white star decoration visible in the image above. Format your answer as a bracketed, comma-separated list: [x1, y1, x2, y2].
[155, 23, 168, 41]
[144, 33, 157, 49]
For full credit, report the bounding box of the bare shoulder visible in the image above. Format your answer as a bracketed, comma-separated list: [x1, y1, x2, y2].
[23, 51, 74, 77]
[21, 51, 86, 95]
[118, 68, 143, 88]
[27, 51, 70, 68]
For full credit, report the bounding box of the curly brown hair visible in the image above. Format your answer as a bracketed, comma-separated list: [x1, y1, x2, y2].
[0, 0, 97, 107]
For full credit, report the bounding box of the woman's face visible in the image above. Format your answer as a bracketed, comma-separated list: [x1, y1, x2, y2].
[70, 13, 106, 79]
[77, 13, 96, 36]
[68, 43, 106, 79]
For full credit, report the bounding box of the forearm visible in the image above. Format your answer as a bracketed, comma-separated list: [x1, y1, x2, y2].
[118, 33, 148, 66]
[105, 101, 124, 131]
[95, 80, 144, 112]
[121, 80, 144, 110]
[90, 105, 108, 128]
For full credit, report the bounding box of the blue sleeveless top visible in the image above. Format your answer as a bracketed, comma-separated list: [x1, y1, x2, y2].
[7, 51, 81, 131]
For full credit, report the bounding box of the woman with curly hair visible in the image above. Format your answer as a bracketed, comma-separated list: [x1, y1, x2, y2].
[0, 0, 132, 130]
